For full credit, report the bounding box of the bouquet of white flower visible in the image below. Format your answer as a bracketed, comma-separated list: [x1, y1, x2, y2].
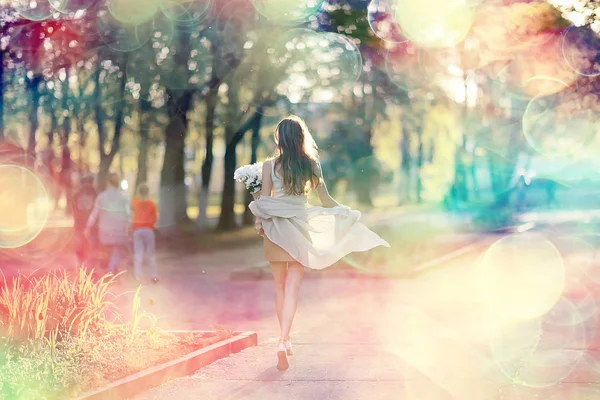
[234, 162, 263, 194]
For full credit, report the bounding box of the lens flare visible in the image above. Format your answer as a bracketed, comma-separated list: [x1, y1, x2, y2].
[481, 234, 565, 321]
[108, 0, 161, 26]
[392, 0, 474, 49]
[382, 306, 498, 398]
[385, 46, 432, 93]
[522, 81, 598, 158]
[564, 386, 600, 400]
[551, 236, 595, 292]
[0, 165, 50, 249]
[490, 297, 586, 388]
[252, 0, 323, 26]
[12, 0, 54, 21]
[97, 9, 154, 52]
[367, 0, 406, 44]
[160, 0, 212, 27]
[509, 33, 579, 98]
[49, 0, 96, 14]
[267, 29, 362, 103]
[562, 25, 600, 78]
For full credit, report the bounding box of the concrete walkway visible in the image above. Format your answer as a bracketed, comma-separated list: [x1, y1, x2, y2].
[132, 234, 600, 400]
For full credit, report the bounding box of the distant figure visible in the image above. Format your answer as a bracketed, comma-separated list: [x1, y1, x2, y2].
[544, 179, 558, 208]
[39, 147, 58, 202]
[85, 173, 131, 274]
[56, 141, 73, 213]
[131, 183, 159, 283]
[72, 174, 97, 266]
[515, 174, 528, 212]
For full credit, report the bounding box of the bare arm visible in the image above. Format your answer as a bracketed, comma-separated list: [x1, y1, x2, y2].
[254, 161, 273, 234]
[313, 161, 340, 208]
[85, 196, 101, 234]
[259, 160, 273, 199]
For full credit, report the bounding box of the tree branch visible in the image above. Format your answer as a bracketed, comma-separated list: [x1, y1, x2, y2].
[93, 57, 106, 159]
[226, 106, 265, 151]
[107, 52, 128, 160]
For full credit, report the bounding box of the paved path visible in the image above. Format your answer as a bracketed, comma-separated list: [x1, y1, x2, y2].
[132, 230, 600, 400]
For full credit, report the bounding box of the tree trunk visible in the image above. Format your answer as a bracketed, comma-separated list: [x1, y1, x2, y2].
[452, 136, 468, 204]
[62, 75, 71, 142]
[159, 89, 193, 229]
[196, 57, 220, 229]
[158, 28, 194, 230]
[95, 53, 128, 191]
[217, 77, 242, 231]
[0, 51, 4, 142]
[243, 112, 263, 226]
[136, 97, 152, 187]
[470, 146, 479, 199]
[399, 116, 411, 204]
[26, 75, 42, 165]
[492, 123, 522, 208]
[218, 141, 238, 230]
[78, 117, 86, 171]
[47, 106, 57, 149]
[354, 144, 375, 207]
[217, 108, 263, 231]
[136, 128, 149, 187]
[416, 128, 424, 203]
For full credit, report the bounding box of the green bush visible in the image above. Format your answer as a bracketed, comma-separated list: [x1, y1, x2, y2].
[0, 269, 158, 399]
[0, 269, 121, 343]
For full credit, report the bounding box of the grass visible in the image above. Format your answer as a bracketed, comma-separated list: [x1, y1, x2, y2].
[0, 268, 233, 399]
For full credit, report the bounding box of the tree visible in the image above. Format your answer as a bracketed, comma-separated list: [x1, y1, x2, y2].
[136, 96, 152, 187]
[196, 36, 221, 229]
[94, 52, 129, 190]
[242, 111, 263, 226]
[0, 49, 4, 142]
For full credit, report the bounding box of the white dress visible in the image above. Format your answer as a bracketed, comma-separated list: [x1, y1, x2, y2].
[249, 161, 390, 270]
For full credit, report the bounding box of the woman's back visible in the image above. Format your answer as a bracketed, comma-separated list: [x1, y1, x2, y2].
[270, 158, 309, 199]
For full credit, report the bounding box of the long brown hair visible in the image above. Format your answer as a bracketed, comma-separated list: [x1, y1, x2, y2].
[273, 116, 320, 196]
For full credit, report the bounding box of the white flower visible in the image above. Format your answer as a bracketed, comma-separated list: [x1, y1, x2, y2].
[234, 162, 263, 193]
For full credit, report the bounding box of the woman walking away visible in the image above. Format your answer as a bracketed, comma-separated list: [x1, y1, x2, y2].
[249, 116, 389, 371]
[131, 183, 159, 283]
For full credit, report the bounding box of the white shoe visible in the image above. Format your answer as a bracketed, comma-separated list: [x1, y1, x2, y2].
[276, 342, 289, 371]
[284, 339, 293, 356]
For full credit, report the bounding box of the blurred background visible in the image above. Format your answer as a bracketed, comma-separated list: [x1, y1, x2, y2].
[0, 0, 599, 253]
[3, 2, 600, 397]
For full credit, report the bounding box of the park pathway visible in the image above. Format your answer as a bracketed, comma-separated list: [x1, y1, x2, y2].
[133, 235, 600, 400]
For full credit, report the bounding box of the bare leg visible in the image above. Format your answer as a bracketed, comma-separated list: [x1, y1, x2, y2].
[270, 262, 287, 331]
[280, 262, 304, 342]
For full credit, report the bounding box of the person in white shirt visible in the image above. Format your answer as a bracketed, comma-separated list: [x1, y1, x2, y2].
[85, 173, 131, 274]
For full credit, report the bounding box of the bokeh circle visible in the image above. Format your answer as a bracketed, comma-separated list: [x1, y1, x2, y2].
[522, 81, 598, 158]
[367, 0, 407, 44]
[108, 0, 162, 26]
[0, 165, 50, 249]
[251, 0, 323, 26]
[49, 0, 96, 14]
[12, 0, 54, 21]
[561, 25, 600, 78]
[490, 298, 586, 388]
[97, 9, 154, 52]
[160, 0, 213, 27]
[392, 0, 474, 49]
[481, 234, 565, 321]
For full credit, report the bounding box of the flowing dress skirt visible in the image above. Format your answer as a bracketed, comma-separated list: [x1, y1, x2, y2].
[249, 196, 389, 270]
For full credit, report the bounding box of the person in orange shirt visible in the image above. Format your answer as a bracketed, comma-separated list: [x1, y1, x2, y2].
[131, 183, 158, 283]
